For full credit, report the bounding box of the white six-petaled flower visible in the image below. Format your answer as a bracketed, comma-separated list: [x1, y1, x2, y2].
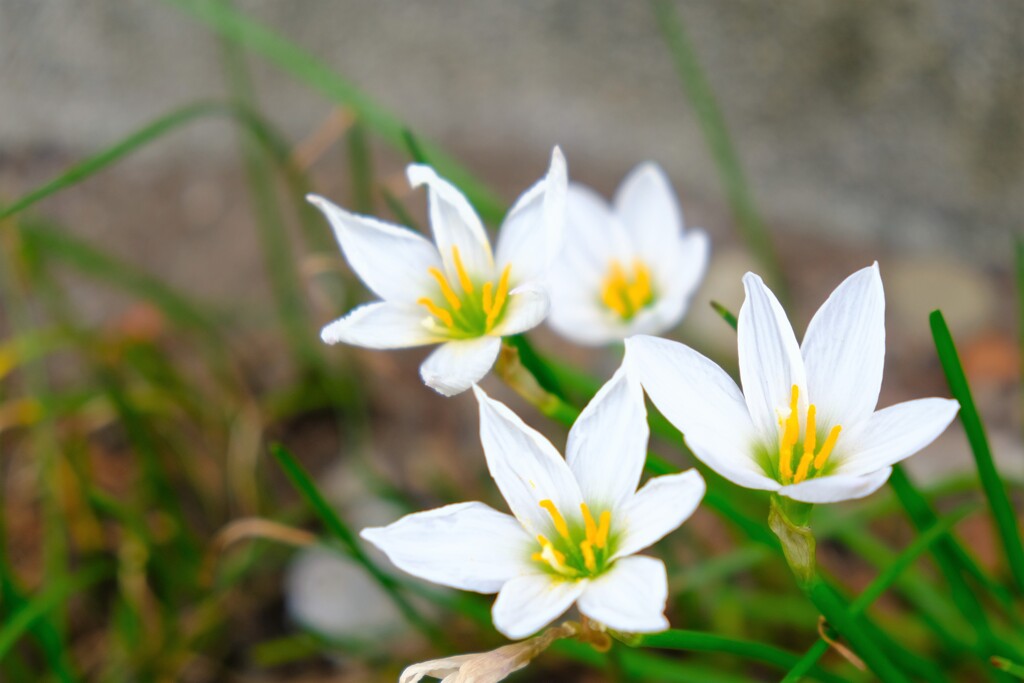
[626, 263, 960, 504]
[548, 162, 709, 345]
[309, 148, 567, 396]
[360, 369, 706, 639]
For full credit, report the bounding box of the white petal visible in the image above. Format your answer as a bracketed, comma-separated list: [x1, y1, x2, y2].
[839, 398, 960, 477]
[320, 302, 441, 348]
[625, 335, 779, 491]
[613, 469, 705, 559]
[738, 273, 807, 441]
[802, 263, 886, 431]
[780, 467, 892, 503]
[420, 337, 501, 396]
[565, 366, 648, 511]
[492, 574, 586, 640]
[495, 147, 568, 283]
[613, 162, 684, 261]
[490, 282, 549, 337]
[560, 184, 634, 287]
[407, 164, 495, 280]
[308, 194, 442, 303]
[638, 229, 711, 337]
[547, 278, 624, 346]
[473, 386, 584, 537]
[578, 556, 669, 633]
[360, 502, 533, 594]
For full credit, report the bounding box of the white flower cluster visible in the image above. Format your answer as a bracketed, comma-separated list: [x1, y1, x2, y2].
[308, 150, 958, 649]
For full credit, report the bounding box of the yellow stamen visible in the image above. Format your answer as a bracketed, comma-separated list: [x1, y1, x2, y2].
[580, 540, 597, 572]
[539, 499, 570, 540]
[600, 262, 629, 317]
[481, 281, 494, 314]
[427, 267, 462, 310]
[486, 264, 512, 329]
[451, 246, 474, 294]
[803, 404, 817, 460]
[595, 510, 611, 549]
[779, 385, 801, 482]
[417, 297, 453, 328]
[580, 503, 598, 545]
[793, 452, 814, 484]
[815, 425, 842, 471]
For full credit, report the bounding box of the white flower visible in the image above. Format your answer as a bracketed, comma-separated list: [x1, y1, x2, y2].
[309, 148, 567, 396]
[360, 369, 706, 639]
[548, 162, 709, 345]
[626, 263, 960, 504]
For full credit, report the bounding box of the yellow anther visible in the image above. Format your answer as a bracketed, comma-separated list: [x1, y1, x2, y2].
[539, 499, 570, 540]
[451, 246, 474, 294]
[580, 539, 597, 572]
[427, 267, 462, 310]
[803, 404, 817, 459]
[595, 510, 611, 549]
[815, 425, 842, 471]
[580, 503, 598, 545]
[481, 281, 494, 314]
[417, 297, 453, 328]
[486, 264, 512, 329]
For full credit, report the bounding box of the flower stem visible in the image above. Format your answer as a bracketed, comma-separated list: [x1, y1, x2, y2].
[768, 494, 815, 588]
[495, 340, 579, 427]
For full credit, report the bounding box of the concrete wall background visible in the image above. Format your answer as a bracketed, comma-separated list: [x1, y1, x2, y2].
[1, 0, 1021, 266]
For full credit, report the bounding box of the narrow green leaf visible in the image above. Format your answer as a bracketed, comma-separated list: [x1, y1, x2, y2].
[994, 657, 1024, 679]
[783, 505, 978, 681]
[649, 0, 787, 302]
[807, 581, 911, 683]
[402, 128, 428, 164]
[347, 121, 375, 214]
[931, 309, 1024, 592]
[0, 104, 224, 221]
[710, 300, 739, 330]
[0, 563, 109, 661]
[638, 630, 849, 683]
[268, 443, 443, 645]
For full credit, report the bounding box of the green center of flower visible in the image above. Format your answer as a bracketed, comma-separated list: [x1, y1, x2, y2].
[769, 384, 842, 485]
[600, 259, 655, 321]
[417, 246, 511, 338]
[532, 499, 614, 579]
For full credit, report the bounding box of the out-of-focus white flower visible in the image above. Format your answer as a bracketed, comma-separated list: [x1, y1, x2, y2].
[626, 263, 960, 504]
[309, 148, 567, 396]
[548, 162, 709, 345]
[361, 369, 705, 639]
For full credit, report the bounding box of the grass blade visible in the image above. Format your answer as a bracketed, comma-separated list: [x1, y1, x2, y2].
[163, 0, 506, 223]
[930, 309, 1024, 592]
[347, 121, 375, 214]
[0, 104, 226, 221]
[268, 443, 443, 646]
[0, 563, 109, 661]
[638, 630, 850, 683]
[649, 0, 787, 301]
[994, 657, 1024, 679]
[782, 505, 978, 682]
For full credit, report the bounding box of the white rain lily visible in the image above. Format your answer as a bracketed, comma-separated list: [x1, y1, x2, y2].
[548, 162, 709, 345]
[361, 369, 706, 639]
[626, 263, 960, 504]
[309, 148, 567, 396]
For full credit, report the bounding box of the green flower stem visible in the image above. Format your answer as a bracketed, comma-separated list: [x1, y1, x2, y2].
[768, 494, 815, 588]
